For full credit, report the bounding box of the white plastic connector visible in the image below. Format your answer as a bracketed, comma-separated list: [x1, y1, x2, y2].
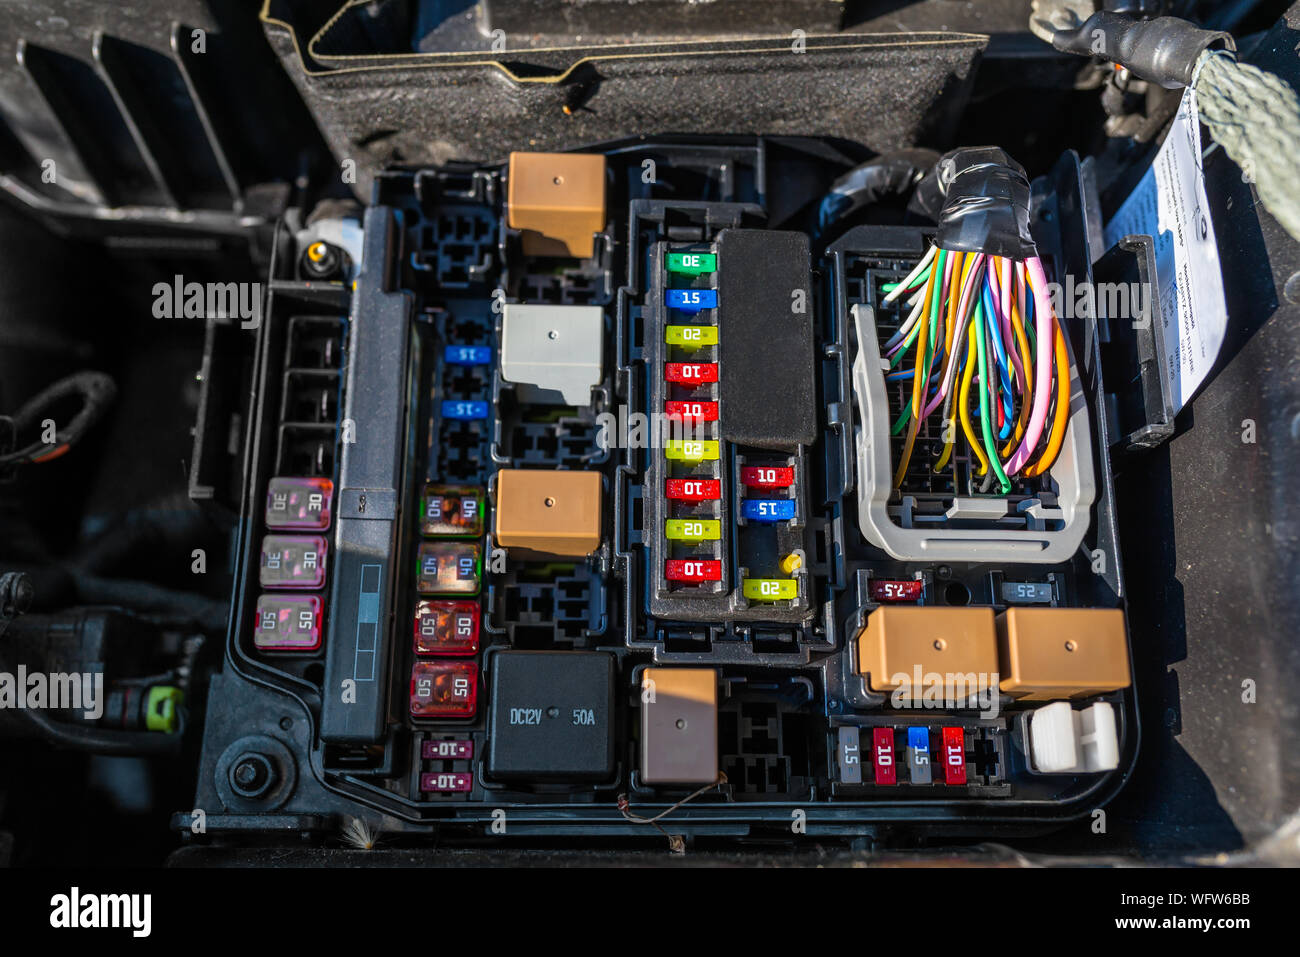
[1027, 700, 1119, 774]
[850, 303, 1096, 564]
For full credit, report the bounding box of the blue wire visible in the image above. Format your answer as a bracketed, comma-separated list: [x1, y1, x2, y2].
[980, 283, 1015, 441]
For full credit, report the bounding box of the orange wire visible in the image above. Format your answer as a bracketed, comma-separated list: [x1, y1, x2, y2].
[1023, 317, 1071, 478]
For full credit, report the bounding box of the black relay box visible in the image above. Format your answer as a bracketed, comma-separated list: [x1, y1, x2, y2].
[486, 651, 617, 783]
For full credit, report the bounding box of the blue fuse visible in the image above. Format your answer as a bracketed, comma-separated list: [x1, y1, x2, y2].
[741, 499, 796, 522]
[445, 345, 491, 366]
[907, 727, 932, 785]
[666, 288, 717, 312]
[441, 399, 489, 420]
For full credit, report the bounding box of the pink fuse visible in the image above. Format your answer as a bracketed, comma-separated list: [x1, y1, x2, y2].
[259, 535, 328, 589]
[265, 477, 333, 530]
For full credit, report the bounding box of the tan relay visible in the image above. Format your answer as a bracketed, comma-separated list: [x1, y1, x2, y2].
[507, 152, 606, 258]
[997, 607, 1130, 700]
[494, 469, 603, 558]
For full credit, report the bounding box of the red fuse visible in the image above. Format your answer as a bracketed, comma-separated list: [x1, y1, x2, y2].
[740, 466, 795, 489]
[420, 772, 473, 793]
[665, 478, 721, 502]
[664, 400, 719, 423]
[413, 600, 480, 656]
[941, 727, 967, 785]
[665, 559, 723, 583]
[664, 362, 718, 384]
[870, 579, 924, 603]
[410, 661, 478, 719]
[872, 728, 897, 785]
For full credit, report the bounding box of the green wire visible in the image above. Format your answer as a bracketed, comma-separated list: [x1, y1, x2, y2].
[882, 264, 932, 295]
[973, 301, 1012, 494]
[889, 251, 946, 434]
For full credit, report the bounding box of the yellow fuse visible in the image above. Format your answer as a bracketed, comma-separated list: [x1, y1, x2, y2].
[665, 325, 719, 349]
[743, 578, 797, 601]
[664, 439, 719, 462]
[664, 519, 721, 542]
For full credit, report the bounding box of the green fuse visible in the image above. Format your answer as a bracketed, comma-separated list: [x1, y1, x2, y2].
[665, 519, 721, 542]
[743, 578, 797, 602]
[666, 251, 717, 275]
[665, 324, 719, 348]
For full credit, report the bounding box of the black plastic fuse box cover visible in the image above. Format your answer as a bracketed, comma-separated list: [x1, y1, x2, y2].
[717, 228, 817, 449]
[486, 651, 617, 782]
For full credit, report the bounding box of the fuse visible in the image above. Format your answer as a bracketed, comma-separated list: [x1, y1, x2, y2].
[441, 399, 489, 420]
[265, 476, 333, 531]
[664, 325, 719, 348]
[420, 771, 473, 793]
[664, 362, 719, 385]
[416, 541, 481, 595]
[664, 519, 721, 542]
[741, 499, 796, 523]
[422, 739, 474, 760]
[907, 726, 933, 784]
[665, 559, 722, 583]
[872, 728, 897, 785]
[665, 478, 721, 502]
[444, 345, 491, 366]
[941, 727, 967, 786]
[837, 727, 863, 784]
[663, 439, 719, 463]
[666, 288, 717, 312]
[1001, 581, 1054, 604]
[410, 660, 478, 719]
[870, 579, 924, 603]
[254, 593, 322, 652]
[413, 599, 480, 655]
[663, 400, 718, 423]
[743, 578, 797, 602]
[740, 466, 794, 489]
[259, 535, 328, 589]
[666, 251, 716, 275]
[420, 484, 484, 537]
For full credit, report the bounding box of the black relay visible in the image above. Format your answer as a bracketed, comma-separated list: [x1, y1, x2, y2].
[486, 651, 616, 782]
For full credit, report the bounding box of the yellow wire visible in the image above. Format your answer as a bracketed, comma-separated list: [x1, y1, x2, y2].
[932, 251, 965, 474]
[958, 318, 989, 475]
[893, 260, 939, 488]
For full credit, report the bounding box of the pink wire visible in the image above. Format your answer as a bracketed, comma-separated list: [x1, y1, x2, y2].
[920, 253, 984, 419]
[1004, 256, 1055, 475]
[998, 257, 1026, 393]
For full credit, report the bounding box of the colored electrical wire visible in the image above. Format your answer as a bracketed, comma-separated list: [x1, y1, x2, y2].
[878, 242, 1072, 495]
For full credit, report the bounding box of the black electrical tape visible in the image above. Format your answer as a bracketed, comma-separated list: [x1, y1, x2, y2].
[932, 146, 1037, 260]
[816, 149, 940, 236]
[1050, 12, 1234, 89]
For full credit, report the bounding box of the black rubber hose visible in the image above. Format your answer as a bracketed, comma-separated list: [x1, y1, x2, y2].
[1049, 12, 1235, 88]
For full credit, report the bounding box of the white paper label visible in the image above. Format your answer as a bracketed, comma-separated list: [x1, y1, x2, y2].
[1103, 87, 1228, 413]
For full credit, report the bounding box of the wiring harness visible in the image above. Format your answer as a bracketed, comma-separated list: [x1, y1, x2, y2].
[883, 148, 1069, 495]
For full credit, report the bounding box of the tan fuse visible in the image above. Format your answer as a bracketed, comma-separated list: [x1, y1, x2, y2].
[494, 469, 603, 559]
[640, 668, 718, 785]
[854, 606, 999, 695]
[507, 152, 606, 258]
[996, 607, 1131, 701]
